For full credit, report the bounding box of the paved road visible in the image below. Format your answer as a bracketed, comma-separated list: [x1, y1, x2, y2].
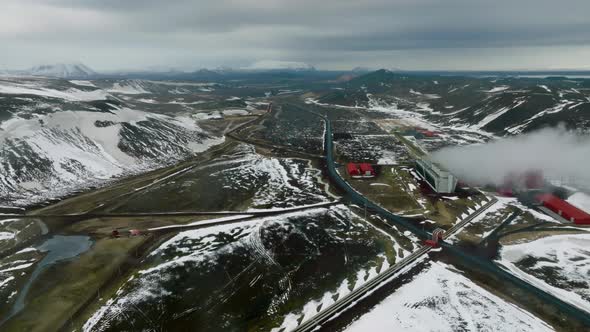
[0, 202, 340, 220]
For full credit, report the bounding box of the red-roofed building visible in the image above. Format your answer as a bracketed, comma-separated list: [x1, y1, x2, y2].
[536, 193, 590, 224]
[359, 163, 376, 177]
[347, 163, 361, 177]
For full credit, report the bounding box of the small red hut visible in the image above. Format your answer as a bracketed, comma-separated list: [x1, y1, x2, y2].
[347, 163, 361, 177]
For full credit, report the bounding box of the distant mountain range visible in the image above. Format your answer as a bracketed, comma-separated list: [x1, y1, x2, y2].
[0, 61, 322, 80]
[27, 63, 97, 78]
[0, 63, 98, 78]
[241, 60, 316, 71]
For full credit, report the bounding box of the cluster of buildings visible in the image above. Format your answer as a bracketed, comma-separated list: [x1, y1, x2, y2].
[343, 128, 590, 226]
[495, 170, 590, 224]
[409, 153, 590, 224]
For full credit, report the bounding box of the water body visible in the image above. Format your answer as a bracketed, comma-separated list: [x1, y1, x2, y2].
[1, 235, 93, 324]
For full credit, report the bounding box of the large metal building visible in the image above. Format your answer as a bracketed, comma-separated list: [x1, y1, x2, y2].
[415, 158, 458, 194]
[536, 193, 590, 224]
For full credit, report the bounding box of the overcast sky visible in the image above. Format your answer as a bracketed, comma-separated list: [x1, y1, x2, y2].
[2, 0, 590, 71]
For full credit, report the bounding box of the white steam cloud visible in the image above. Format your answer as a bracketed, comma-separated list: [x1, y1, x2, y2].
[432, 127, 590, 190]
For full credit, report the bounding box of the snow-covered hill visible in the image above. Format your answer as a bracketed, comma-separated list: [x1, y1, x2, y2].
[319, 70, 590, 135]
[498, 233, 590, 314]
[345, 262, 553, 332]
[24, 63, 97, 78]
[0, 77, 223, 206]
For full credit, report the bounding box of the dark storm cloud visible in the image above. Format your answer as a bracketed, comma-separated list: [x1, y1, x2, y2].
[2, 0, 590, 70]
[288, 23, 590, 51]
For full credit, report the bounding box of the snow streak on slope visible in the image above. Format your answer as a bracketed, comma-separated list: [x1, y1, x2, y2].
[0, 79, 108, 101]
[108, 80, 150, 95]
[209, 145, 328, 209]
[475, 97, 527, 129]
[345, 262, 554, 332]
[70, 80, 97, 88]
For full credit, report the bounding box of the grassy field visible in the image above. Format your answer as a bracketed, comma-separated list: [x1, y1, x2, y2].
[31, 139, 240, 219]
[456, 205, 516, 244]
[345, 166, 421, 214]
[345, 164, 485, 231]
[424, 195, 484, 228]
[2, 235, 147, 332]
[499, 229, 587, 245]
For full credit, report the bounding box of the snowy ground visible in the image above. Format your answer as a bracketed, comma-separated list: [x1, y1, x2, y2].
[567, 192, 590, 214]
[344, 262, 554, 332]
[498, 233, 590, 314]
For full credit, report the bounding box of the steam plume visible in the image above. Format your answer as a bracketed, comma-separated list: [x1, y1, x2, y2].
[431, 127, 590, 190]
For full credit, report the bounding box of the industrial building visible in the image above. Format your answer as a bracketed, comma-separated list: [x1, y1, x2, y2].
[536, 193, 590, 224]
[415, 157, 458, 194]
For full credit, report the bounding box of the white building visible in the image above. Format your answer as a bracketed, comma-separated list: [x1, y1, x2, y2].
[415, 158, 458, 194]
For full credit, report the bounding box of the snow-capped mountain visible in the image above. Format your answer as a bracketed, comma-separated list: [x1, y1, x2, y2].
[242, 60, 316, 71]
[25, 63, 97, 78]
[0, 76, 223, 206]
